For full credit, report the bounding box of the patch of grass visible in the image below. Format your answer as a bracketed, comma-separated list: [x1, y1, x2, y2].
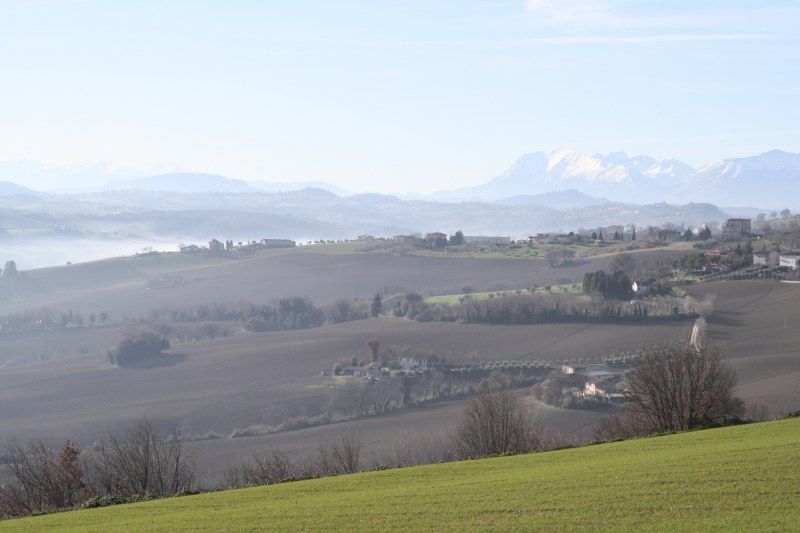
[6, 419, 798, 532]
[426, 284, 582, 304]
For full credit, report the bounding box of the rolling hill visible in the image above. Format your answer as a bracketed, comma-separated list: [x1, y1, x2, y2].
[5, 418, 799, 531]
[1, 247, 798, 485]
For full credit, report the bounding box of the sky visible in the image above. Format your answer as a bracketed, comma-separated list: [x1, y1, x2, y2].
[1, 0, 798, 194]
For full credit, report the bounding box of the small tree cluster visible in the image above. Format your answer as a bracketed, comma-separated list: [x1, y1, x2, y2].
[2, 260, 18, 278]
[224, 433, 364, 489]
[109, 331, 170, 366]
[582, 269, 632, 300]
[0, 420, 195, 518]
[0, 439, 90, 517]
[242, 297, 324, 332]
[545, 247, 575, 267]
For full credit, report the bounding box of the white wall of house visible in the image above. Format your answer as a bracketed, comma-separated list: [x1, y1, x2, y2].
[779, 254, 800, 270]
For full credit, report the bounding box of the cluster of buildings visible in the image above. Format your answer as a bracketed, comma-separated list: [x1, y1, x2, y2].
[180, 238, 296, 254]
[754, 251, 800, 270]
[562, 365, 625, 402]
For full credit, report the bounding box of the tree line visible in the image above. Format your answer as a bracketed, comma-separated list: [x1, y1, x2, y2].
[0, 420, 194, 519]
[404, 292, 692, 325]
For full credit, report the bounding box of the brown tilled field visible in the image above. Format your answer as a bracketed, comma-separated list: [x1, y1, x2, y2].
[0, 317, 689, 444]
[1, 249, 798, 486]
[684, 280, 800, 412]
[1, 245, 687, 317]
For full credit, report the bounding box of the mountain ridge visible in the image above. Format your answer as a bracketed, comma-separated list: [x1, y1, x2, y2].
[431, 149, 797, 208]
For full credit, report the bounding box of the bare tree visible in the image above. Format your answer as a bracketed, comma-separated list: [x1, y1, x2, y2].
[745, 402, 772, 422]
[366, 338, 380, 363]
[593, 411, 653, 442]
[452, 386, 538, 458]
[91, 419, 195, 498]
[0, 438, 90, 517]
[389, 433, 453, 467]
[545, 247, 575, 268]
[223, 448, 302, 488]
[625, 339, 744, 433]
[329, 432, 363, 474]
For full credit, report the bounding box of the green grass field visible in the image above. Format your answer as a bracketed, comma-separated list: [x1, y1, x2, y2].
[5, 418, 798, 532]
[425, 284, 583, 304]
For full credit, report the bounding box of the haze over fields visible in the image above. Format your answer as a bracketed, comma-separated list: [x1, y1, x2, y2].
[1, 243, 799, 484]
[2, 148, 798, 269]
[1, 2, 799, 524]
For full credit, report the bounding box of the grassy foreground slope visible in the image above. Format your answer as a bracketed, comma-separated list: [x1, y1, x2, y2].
[6, 419, 800, 532]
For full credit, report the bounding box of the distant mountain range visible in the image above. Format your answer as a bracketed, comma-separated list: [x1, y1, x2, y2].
[1, 149, 797, 210]
[431, 149, 798, 209]
[0, 161, 351, 196]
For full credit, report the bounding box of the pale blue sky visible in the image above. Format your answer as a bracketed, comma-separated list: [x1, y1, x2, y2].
[1, 1, 798, 193]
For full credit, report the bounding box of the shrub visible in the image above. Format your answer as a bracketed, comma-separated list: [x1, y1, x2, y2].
[109, 331, 169, 366]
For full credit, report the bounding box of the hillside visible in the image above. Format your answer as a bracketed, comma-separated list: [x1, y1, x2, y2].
[2, 250, 798, 484]
[5, 419, 799, 531]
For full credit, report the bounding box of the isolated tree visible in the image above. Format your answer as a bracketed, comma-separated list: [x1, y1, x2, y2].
[403, 292, 424, 318]
[625, 339, 744, 433]
[315, 433, 363, 475]
[366, 338, 380, 363]
[449, 230, 464, 246]
[370, 293, 382, 317]
[3, 260, 18, 277]
[452, 386, 537, 458]
[683, 228, 693, 241]
[545, 247, 575, 267]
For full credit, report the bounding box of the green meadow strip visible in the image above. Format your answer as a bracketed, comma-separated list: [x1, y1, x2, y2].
[5, 419, 799, 532]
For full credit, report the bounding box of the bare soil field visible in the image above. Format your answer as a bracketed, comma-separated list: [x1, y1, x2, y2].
[0, 316, 686, 483]
[190, 398, 605, 484]
[0, 246, 687, 318]
[684, 280, 800, 412]
[0, 317, 687, 443]
[1, 249, 797, 486]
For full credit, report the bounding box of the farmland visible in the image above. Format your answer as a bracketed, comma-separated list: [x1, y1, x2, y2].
[4, 418, 799, 532]
[0, 244, 689, 317]
[1, 245, 798, 486]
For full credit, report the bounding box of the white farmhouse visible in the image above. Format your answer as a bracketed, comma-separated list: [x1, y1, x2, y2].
[779, 252, 800, 270]
[398, 357, 429, 371]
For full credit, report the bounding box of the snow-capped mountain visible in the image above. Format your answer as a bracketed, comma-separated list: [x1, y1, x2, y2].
[431, 149, 695, 203]
[671, 150, 800, 208]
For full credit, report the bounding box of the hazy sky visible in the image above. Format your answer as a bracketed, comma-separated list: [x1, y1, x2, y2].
[1, 1, 798, 193]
